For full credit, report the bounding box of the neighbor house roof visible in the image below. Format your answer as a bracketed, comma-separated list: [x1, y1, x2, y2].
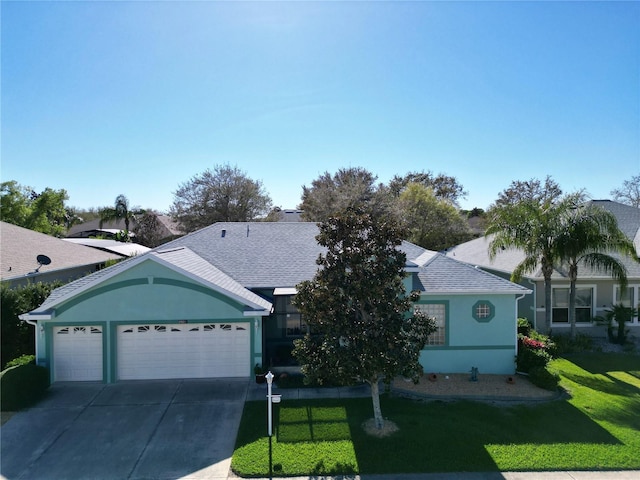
[1, 221, 120, 283]
[63, 238, 151, 257]
[446, 200, 640, 280]
[67, 214, 184, 241]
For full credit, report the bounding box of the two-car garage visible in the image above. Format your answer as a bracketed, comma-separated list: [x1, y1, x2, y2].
[52, 322, 251, 382]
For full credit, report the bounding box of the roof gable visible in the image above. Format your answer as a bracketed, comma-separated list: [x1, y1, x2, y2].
[417, 254, 531, 295]
[31, 246, 271, 316]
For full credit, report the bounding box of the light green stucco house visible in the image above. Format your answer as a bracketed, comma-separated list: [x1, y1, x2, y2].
[20, 222, 530, 383]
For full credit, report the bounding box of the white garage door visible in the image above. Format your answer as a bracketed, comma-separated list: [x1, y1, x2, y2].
[53, 326, 103, 381]
[117, 323, 250, 380]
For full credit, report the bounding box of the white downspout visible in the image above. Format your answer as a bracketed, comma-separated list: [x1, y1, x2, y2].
[515, 293, 527, 371]
[527, 278, 538, 331]
[20, 316, 40, 364]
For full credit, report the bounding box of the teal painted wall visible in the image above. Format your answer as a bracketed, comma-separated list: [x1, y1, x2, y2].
[39, 259, 266, 383]
[418, 294, 518, 375]
[55, 260, 246, 322]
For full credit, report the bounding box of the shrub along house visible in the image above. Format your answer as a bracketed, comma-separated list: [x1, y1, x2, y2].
[20, 222, 530, 383]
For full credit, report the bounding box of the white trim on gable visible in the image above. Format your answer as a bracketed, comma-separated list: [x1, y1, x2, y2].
[24, 247, 271, 318]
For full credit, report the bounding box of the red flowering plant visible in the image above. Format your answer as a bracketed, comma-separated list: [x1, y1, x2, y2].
[516, 330, 555, 373]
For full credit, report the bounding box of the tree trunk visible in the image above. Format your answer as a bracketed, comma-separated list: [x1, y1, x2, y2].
[569, 265, 578, 340]
[543, 276, 552, 335]
[369, 379, 384, 430]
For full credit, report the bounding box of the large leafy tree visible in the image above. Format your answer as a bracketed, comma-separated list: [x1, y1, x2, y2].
[0, 181, 71, 236]
[486, 184, 575, 334]
[388, 170, 467, 205]
[555, 202, 639, 339]
[170, 165, 272, 233]
[299, 167, 389, 222]
[396, 183, 473, 251]
[99, 194, 144, 241]
[611, 175, 640, 208]
[292, 209, 436, 430]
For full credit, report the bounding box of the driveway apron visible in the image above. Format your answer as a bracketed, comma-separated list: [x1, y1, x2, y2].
[0, 379, 248, 480]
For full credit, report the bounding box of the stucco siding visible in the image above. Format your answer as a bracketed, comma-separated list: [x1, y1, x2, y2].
[420, 348, 515, 375]
[417, 294, 518, 374]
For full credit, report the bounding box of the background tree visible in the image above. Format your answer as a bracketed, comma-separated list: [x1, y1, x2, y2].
[1, 181, 71, 237]
[610, 175, 640, 208]
[1, 281, 63, 368]
[99, 194, 144, 240]
[134, 211, 163, 248]
[487, 182, 574, 334]
[555, 201, 638, 339]
[298, 167, 389, 222]
[170, 164, 272, 233]
[292, 209, 436, 430]
[396, 183, 473, 251]
[491, 176, 563, 209]
[388, 170, 467, 205]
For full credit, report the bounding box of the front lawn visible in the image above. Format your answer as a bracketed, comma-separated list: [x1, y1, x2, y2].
[231, 353, 640, 477]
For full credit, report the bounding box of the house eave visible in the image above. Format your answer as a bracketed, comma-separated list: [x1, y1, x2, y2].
[420, 289, 532, 296]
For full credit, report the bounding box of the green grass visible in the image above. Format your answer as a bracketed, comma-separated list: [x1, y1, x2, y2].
[231, 353, 640, 477]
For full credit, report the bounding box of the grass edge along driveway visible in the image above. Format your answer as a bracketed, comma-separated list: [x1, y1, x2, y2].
[231, 353, 640, 477]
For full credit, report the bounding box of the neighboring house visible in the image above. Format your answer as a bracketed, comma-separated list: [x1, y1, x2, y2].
[67, 214, 183, 245]
[20, 222, 530, 383]
[446, 200, 640, 337]
[1, 222, 120, 288]
[63, 238, 151, 258]
[268, 208, 304, 222]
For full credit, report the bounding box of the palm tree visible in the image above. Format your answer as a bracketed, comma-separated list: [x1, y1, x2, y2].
[486, 195, 575, 334]
[99, 194, 144, 241]
[555, 202, 639, 339]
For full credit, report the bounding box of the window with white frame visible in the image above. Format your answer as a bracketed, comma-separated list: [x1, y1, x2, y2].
[415, 303, 447, 346]
[552, 287, 593, 323]
[613, 285, 640, 323]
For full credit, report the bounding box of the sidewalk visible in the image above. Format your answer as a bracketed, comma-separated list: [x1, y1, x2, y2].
[233, 473, 640, 479]
[238, 381, 638, 480]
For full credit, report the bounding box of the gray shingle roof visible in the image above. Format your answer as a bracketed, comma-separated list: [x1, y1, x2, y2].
[416, 254, 531, 294]
[30, 221, 530, 317]
[1, 221, 120, 281]
[160, 222, 325, 288]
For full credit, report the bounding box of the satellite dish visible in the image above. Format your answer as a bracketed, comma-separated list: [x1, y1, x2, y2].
[37, 254, 52, 266]
[34, 254, 52, 272]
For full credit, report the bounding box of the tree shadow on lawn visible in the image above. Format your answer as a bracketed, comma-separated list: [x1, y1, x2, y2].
[345, 396, 622, 474]
[234, 396, 621, 476]
[563, 353, 640, 375]
[561, 371, 639, 397]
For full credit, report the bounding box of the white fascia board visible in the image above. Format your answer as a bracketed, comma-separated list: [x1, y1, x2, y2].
[243, 309, 271, 317]
[274, 287, 297, 296]
[19, 312, 53, 321]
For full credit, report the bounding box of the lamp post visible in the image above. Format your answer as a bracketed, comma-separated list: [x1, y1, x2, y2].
[265, 371, 274, 436]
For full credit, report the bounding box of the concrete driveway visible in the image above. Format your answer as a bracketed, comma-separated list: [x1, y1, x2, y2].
[0, 379, 248, 480]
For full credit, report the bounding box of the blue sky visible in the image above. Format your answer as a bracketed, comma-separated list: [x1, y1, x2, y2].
[2, 1, 639, 213]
